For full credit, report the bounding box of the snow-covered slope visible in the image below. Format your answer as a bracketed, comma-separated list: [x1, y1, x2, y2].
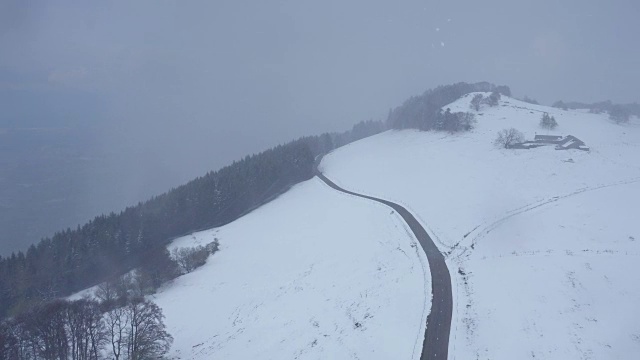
[152, 177, 429, 359]
[321, 94, 640, 359]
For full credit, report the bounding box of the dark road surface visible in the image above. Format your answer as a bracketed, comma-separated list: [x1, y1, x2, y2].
[316, 172, 452, 360]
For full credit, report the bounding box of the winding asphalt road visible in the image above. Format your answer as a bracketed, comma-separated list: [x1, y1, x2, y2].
[316, 171, 452, 360]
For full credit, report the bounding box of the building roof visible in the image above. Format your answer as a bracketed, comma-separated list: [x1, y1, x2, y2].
[534, 135, 563, 141]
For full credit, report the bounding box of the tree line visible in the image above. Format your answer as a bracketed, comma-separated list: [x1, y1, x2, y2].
[1, 82, 516, 320]
[4, 82, 513, 319]
[0, 238, 221, 359]
[386, 82, 511, 131]
[0, 119, 384, 319]
[552, 99, 638, 124]
[0, 296, 172, 360]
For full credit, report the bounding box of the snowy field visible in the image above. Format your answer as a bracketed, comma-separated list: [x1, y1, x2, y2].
[152, 177, 430, 360]
[321, 95, 640, 359]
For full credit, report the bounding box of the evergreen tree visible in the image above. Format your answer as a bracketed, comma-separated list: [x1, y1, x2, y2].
[484, 91, 501, 107]
[470, 94, 483, 111]
[609, 106, 630, 124]
[540, 113, 558, 130]
[386, 82, 511, 130]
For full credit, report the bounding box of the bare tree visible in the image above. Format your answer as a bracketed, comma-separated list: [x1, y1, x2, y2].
[95, 272, 147, 301]
[95, 280, 119, 304]
[0, 320, 19, 360]
[126, 299, 172, 360]
[9, 313, 39, 360]
[31, 300, 69, 360]
[172, 245, 212, 274]
[103, 298, 172, 360]
[85, 302, 106, 360]
[494, 128, 525, 148]
[66, 299, 105, 360]
[66, 301, 84, 360]
[104, 300, 129, 360]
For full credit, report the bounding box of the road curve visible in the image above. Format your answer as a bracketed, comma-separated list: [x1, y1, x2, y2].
[316, 171, 452, 360]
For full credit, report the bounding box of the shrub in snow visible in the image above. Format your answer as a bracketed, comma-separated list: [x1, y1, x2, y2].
[173, 239, 219, 274]
[137, 247, 181, 294]
[457, 112, 477, 132]
[540, 113, 558, 130]
[206, 238, 220, 253]
[483, 91, 501, 107]
[494, 128, 525, 148]
[609, 106, 630, 124]
[552, 100, 569, 110]
[103, 298, 173, 360]
[435, 109, 477, 133]
[96, 274, 136, 302]
[470, 94, 484, 111]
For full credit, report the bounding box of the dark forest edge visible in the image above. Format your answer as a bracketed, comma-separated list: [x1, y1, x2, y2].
[0, 239, 217, 359]
[0, 81, 555, 319]
[0, 115, 384, 318]
[386, 81, 511, 131]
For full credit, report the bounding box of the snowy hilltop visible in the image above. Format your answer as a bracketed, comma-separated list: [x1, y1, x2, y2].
[321, 94, 640, 359]
[64, 92, 640, 360]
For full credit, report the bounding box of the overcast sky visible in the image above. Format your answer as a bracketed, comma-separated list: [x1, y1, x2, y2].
[3, 1, 639, 152]
[1, 0, 639, 252]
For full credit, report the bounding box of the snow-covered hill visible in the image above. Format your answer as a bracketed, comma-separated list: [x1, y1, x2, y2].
[74, 93, 640, 359]
[321, 94, 640, 359]
[152, 178, 429, 359]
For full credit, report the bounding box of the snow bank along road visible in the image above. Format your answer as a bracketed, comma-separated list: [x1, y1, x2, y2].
[316, 171, 452, 360]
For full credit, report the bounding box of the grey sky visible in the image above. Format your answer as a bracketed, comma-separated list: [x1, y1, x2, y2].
[1, 0, 639, 253]
[3, 1, 639, 133]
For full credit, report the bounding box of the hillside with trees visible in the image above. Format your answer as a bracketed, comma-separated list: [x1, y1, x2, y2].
[0, 81, 513, 320]
[0, 296, 172, 360]
[0, 119, 384, 319]
[386, 82, 510, 131]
